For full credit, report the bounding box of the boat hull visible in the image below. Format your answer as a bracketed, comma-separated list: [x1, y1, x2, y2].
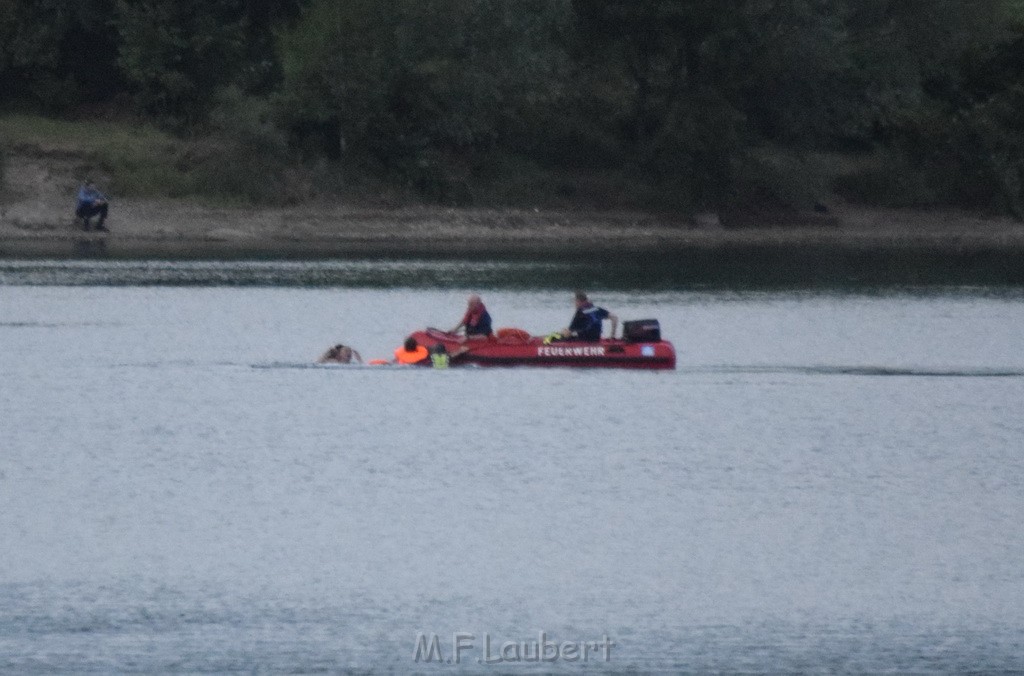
[409, 329, 676, 370]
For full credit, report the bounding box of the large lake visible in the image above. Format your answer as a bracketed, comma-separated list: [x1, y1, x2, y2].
[2, 259, 1023, 672]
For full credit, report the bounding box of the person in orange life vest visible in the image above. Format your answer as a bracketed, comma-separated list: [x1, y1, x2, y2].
[394, 336, 429, 365]
[449, 294, 493, 339]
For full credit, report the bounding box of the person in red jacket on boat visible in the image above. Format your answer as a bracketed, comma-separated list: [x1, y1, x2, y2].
[548, 291, 618, 343]
[449, 294, 493, 339]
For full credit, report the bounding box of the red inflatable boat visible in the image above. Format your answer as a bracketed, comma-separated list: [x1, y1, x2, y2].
[407, 322, 676, 370]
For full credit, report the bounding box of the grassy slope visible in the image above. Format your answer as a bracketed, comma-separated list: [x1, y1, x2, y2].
[0, 113, 983, 216]
[0, 114, 693, 211]
[0, 114, 199, 199]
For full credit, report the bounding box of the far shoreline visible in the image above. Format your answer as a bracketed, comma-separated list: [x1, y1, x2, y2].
[3, 201, 1024, 257]
[3, 204, 1024, 287]
[4, 230, 1024, 260]
[4, 151, 1024, 284]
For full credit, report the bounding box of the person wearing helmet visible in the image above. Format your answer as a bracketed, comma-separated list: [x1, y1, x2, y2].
[429, 343, 450, 369]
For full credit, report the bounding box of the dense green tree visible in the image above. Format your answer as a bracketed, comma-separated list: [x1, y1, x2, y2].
[115, 0, 248, 124]
[572, 0, 742, 146]
[3, 0, 1024, 214]
[567, 0, 1020, 209]
[232, 0, 308, 94]
[0, 0, 120, 110]
[735, 1, 856, 146]
[893, 2, 1024, 214]
[278, 0, 571, 189]
[568, 1, 882, 205]
[840, 0, 1009, 141]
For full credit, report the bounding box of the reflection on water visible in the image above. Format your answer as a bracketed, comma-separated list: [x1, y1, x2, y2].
[249, 361, 1024, 378]
[0, 258, 581, 288]
[70, 237, 107, 258]
[689, 364, 1024, 377]
[3, 251, 1024, 289]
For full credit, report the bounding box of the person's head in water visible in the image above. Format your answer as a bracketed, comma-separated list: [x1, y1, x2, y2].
[320, 343, 357, 364]
[404, 337, 418, 352]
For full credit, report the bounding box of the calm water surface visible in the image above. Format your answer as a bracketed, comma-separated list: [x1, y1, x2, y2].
[1, 260, 1023, 672]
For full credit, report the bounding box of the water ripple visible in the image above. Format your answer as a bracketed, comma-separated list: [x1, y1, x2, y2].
[691, 364, 1024, 378]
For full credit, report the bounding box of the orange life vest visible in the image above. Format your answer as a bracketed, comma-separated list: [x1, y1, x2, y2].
[394, 345, 429, 364]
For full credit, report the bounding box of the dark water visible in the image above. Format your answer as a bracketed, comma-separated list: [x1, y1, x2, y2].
[1, 260, 1023, 672]
[4, 248, 1024, 289]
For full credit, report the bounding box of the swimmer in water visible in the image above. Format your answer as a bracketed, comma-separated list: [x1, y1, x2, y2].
[318, 344, 362, 364]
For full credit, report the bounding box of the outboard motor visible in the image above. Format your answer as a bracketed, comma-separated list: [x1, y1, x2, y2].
[622, 319, 661, 342]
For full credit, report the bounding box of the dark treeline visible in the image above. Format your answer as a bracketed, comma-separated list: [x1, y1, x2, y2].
[3, 0, 1024, 215]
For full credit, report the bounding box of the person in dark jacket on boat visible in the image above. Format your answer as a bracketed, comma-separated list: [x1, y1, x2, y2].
[75, 179, 109, 231]
[449, 294, 493, 339]
[553, 291, 618, 342]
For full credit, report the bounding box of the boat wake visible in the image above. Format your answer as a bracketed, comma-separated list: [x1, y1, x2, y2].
[689, 365, 1024, 378]
[247, 362, 1024, 377]
[0, 321, 122, 328]
[250, 362, 398, 370]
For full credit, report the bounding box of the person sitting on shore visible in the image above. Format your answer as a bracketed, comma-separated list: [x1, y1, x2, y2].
[318, 344, 362, 364]
[75, 179, 109, 232]
[449, 294, 493, 339]
[546, 291, 618, 343]
[394, 337, 430, 365]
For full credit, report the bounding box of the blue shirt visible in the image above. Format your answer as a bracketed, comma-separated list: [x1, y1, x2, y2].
[77, 185, 106, 209]
[569, 303, 609, 341]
